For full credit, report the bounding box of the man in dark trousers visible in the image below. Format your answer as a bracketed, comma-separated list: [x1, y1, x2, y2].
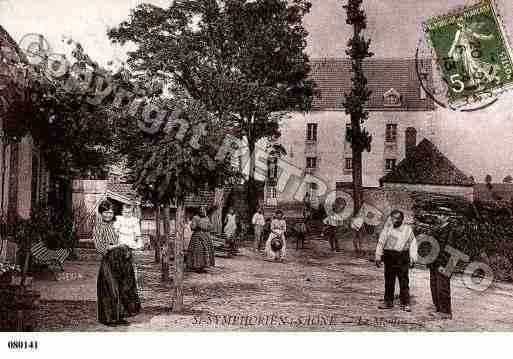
[429, 207, 454, 320]
[375, 210, 418, 312]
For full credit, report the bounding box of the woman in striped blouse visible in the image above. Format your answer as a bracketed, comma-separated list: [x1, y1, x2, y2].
[93, 200, 141, 326]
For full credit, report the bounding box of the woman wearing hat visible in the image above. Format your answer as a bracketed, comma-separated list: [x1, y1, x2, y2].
[265, 210, 287, 261]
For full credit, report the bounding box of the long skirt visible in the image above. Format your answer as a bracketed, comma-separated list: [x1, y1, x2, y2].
[265, 233, 287, 260]
[97, 245, 141, 325]
[186, 231, 215, 271]
[224, 219, 237, 238]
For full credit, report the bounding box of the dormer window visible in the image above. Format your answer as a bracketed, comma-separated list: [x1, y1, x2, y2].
[383, 88, 402, 107]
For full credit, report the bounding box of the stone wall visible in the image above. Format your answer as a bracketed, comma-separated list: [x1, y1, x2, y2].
[383, 183, 474, 202]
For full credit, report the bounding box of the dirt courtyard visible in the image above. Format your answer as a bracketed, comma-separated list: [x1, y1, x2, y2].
[32, 235, 513, 331]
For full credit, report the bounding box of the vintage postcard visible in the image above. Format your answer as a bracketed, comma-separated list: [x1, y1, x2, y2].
[1, 0, 513, 356]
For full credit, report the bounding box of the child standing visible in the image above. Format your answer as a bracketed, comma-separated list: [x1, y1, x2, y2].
[113, 204, 143, 294]
[322, 211, 343, 252]
[260, 218, 272, 252]
[114, 204, 143, 250]
[294, 219, 307, 250]
[265, 210, 287, 261]
[252, 207, 265, 251]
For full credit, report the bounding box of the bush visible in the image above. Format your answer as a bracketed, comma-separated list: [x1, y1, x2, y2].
[414, 196, 513, 282]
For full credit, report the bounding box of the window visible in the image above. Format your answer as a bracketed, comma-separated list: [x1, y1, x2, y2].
[345, 124, 351, 142]
[268, 186, 277, 198]
[420, 70, 428, 100]
[420, 85, 426, 100]
[385, 124, 397, 142]
[385, 159, 396, 171]
[267, 157, 278, 179]
[306, 157, 317, 169]
[306, 123, 317, 141]
[383, 88, 402, 107]
[345, 158, 352, 170]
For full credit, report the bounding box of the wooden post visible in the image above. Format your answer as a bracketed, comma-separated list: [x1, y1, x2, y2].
[173, 200, 185, 312]
[161, 204, 170, 281]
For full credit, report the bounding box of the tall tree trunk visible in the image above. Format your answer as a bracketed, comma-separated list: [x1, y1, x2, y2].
[212, 187, 224, 234]
[351, 118, 363, 215]
[154, 205, 161, 263]
[161, 203, 170, 281]
[247, 138, 258, 225]
[172, 200, 185, 312]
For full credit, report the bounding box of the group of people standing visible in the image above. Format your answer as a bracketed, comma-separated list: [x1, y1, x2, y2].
[321, 202, 364, 255]
[92, 197, 455, 326]
[374, 208, 454, 319]
[252, 208, 288, 261]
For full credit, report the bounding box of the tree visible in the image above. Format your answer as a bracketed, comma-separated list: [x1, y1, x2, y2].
[108, 0, 314, 221]
[503, 175, 512, 184]
[125, 95, 240, 311]
[342, 0, 374, 215]
[3, 40, 117, 179]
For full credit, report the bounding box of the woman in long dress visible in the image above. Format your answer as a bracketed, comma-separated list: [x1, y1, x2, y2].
[93, 200, 141, 326]
[265, 210, 287, 261]
[186, 206, 215, 272]
[224, 207, 238, 253]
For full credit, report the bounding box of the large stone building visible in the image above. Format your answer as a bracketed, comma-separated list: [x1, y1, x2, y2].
[262, 58, 437, 207]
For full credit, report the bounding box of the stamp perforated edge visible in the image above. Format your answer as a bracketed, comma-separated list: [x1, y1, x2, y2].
[421, 0, 513, 107]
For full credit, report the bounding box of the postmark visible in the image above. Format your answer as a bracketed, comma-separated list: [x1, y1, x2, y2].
[422, 0, 513, 109]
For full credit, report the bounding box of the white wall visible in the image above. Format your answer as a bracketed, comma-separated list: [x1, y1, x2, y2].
[264, 109, 436, 204]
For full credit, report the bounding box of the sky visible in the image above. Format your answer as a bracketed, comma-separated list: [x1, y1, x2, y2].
[1, 0, 513, 182]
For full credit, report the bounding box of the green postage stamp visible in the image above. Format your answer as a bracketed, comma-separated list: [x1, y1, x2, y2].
[423, 0, 513, 107]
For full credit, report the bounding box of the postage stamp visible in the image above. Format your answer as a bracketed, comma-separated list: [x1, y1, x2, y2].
[422, 0, 513, 108]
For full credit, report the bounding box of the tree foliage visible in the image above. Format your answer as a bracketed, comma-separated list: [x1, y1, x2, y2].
[108, 0, 315, 215]
[127, 96, 242, 204]
[342, 0, 373, 215]
[1, 36, 117, 177]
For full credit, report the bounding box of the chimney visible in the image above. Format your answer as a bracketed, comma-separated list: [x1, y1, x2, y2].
[405, 127, 417, 158]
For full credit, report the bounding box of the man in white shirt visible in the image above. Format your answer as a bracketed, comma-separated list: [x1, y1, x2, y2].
[252, 207, 265, 251]
[375, 209, 417, 312]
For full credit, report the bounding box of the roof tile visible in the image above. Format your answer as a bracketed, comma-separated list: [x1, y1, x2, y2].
[309, 58, 435, 111]
[380, 139, 474, 186]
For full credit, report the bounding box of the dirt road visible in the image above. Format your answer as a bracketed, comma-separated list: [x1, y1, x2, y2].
[33, 237, 513, 331]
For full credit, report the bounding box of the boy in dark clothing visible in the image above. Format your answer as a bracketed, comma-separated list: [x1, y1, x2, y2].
[294, 219, 307, 250]
[260, 218, 272, 252]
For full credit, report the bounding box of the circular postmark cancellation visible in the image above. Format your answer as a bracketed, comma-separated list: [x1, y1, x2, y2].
[418, 0, 513, 111]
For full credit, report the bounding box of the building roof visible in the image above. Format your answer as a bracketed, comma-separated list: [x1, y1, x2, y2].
[107, 181, 216, 208]
[106, 182, 140, 204]
[1, 26, 30, 112]
[0, 25, 27, 62]
[380, 138, 474, 187]
[309, 58, 434, 111]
